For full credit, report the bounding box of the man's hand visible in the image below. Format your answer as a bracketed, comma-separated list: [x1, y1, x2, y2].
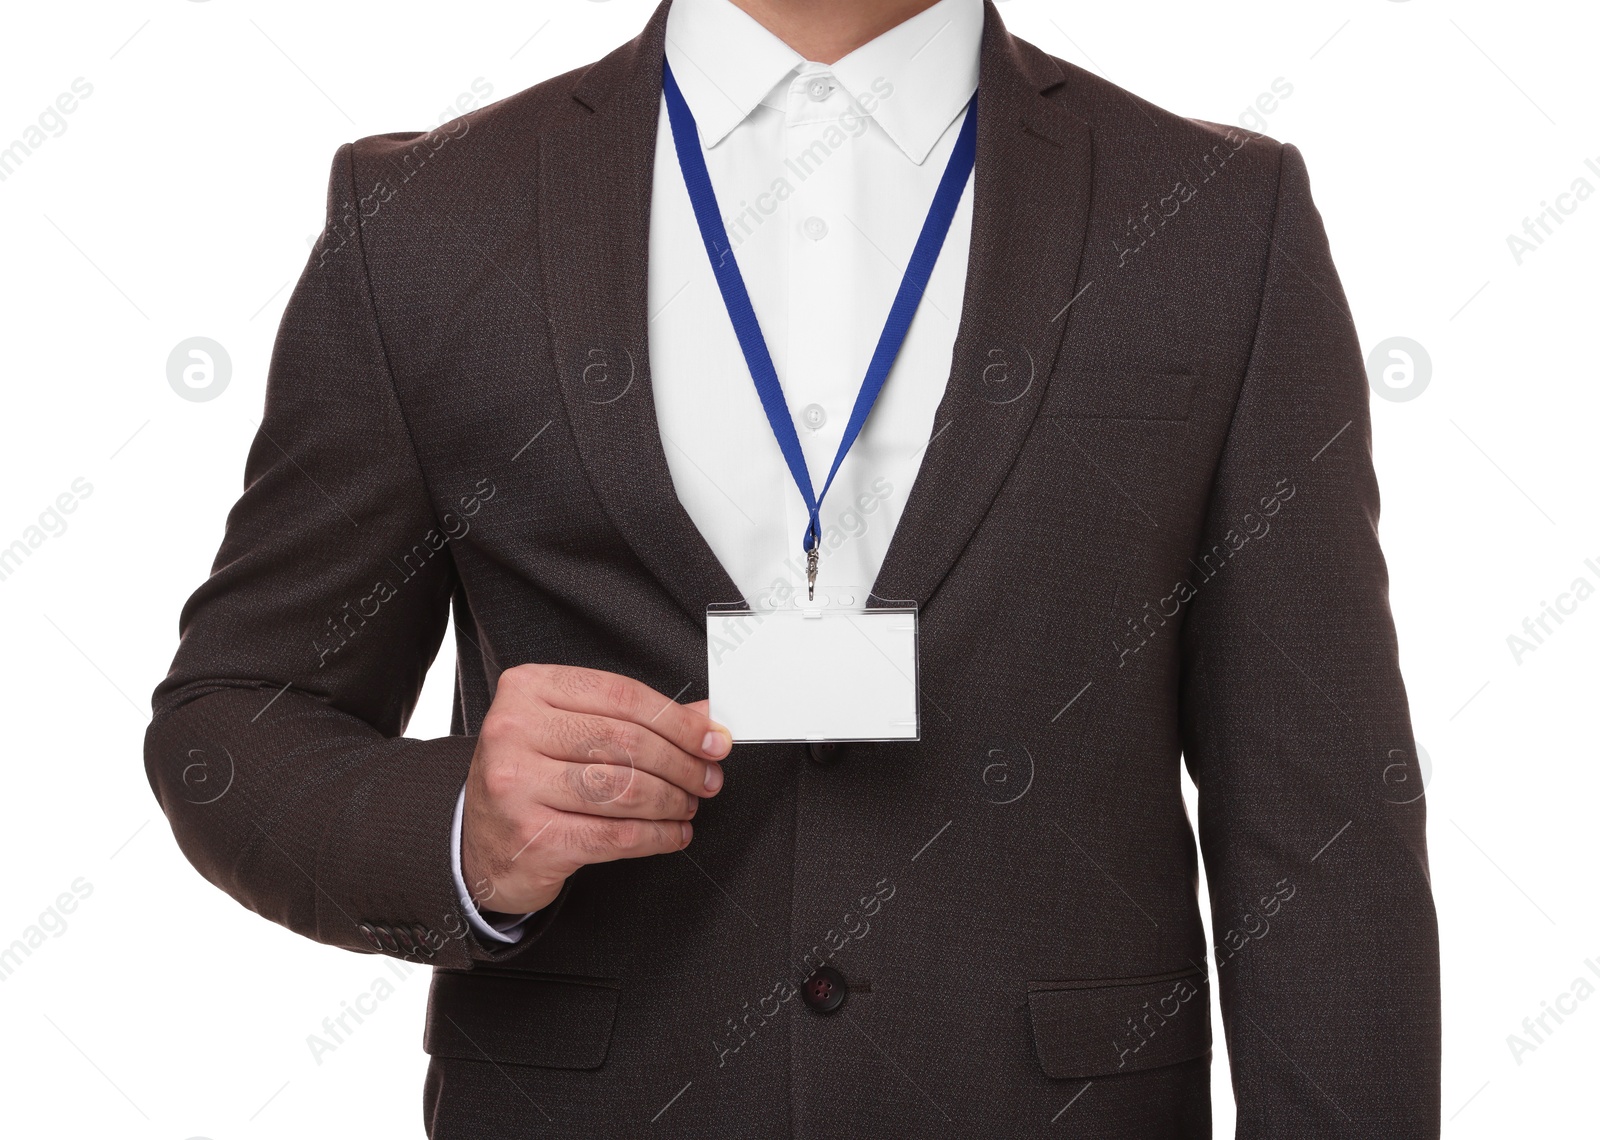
[460, 664, 732, 917]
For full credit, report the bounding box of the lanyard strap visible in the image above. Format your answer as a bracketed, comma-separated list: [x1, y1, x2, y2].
[662, 59, 977, 591]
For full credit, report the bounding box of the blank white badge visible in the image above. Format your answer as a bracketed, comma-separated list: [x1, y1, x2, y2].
[707, 588, 919, 743]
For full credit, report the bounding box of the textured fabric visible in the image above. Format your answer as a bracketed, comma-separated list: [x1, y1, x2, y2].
[145, 1, 1440, 1136]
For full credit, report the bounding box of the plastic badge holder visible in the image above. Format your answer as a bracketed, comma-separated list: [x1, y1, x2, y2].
[707, 587, 919, 743]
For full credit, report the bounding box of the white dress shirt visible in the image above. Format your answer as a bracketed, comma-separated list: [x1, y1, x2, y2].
[454, 0, 983, 942]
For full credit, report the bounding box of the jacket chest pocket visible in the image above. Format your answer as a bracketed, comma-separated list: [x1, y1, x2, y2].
[1040, 366, 1198, 421]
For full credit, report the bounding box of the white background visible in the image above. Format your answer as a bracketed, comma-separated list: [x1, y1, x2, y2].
[1, 1, 1595, 1136]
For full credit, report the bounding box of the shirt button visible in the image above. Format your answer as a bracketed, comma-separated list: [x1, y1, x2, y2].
[802, 215, 829, 241]
[802, 965, 848, 1014]
[806, 78, 833, 102]
[801, 403, 827, 431]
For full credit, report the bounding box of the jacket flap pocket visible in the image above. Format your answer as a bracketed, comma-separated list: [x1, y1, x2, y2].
[1027, 969, 1209, 1079]
[425, 970, 621, 1070]
[1045, 369, 1197, 420]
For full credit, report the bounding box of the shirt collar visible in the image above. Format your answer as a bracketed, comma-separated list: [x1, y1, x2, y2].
[663, 0, 983, 165]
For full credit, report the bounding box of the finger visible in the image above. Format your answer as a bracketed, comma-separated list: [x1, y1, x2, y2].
[681, 700, 728, 757]
[514, 665, 730, 760]
[539, 708, 723, 797]
[538, 762, 698, 821]
[548, 811, 692, 865]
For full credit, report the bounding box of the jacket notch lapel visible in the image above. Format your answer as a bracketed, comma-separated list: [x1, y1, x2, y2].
[537, 3, 742, 624]
[871, 4, 1096, 608]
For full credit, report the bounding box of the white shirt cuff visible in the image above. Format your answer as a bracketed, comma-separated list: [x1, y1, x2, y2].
[451, 784, 536, 944]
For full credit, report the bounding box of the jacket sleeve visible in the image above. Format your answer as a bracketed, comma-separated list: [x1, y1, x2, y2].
[144, 143, 529, 971]
[1178, 144, 1440, 1136]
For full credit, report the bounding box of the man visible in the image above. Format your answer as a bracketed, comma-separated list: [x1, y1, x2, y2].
[146, 0, 1441, 1135]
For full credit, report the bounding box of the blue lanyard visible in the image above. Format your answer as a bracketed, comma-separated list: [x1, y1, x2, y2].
[662, 59, 977, 596]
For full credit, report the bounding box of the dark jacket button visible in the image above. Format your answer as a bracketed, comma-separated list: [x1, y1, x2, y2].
[356, 922, 383, 952]
[802, 965, 848, 1014]
[808, 742, 845, 766]
[409, 924, 440, 959]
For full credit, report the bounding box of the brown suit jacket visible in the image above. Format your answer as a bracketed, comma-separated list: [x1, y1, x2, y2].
[146, 3, 1440, 1135]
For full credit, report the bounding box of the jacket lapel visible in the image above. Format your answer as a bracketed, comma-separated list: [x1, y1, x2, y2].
[538, 0, 1093, 622]
[537, 2, 741, 624]
[871, 5, 1094, 608]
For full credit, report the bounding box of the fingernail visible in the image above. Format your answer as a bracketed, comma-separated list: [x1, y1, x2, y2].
[703, 763, 723, 794]
[702, 730, 730, 759]
[680, 822, 693, 845]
